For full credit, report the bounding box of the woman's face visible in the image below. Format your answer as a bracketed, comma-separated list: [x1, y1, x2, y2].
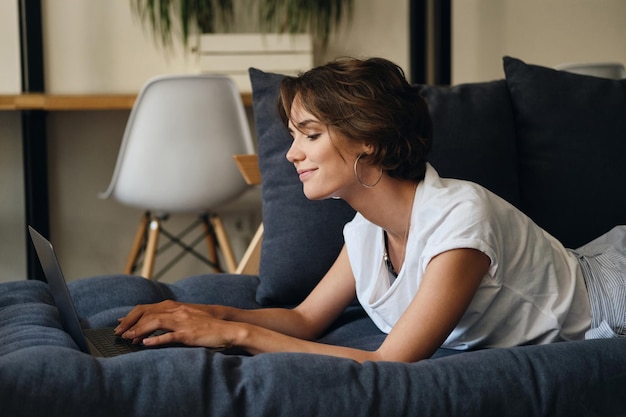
[285, 99, 364, 200]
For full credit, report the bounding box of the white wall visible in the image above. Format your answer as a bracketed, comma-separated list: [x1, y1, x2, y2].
[42, 0, 198, 93]
[0, 1, 26, 282]
[322, 0, 410, 70]
[2, 0, 626, 283]
[0, 114, 25, 282]
[452, 0, 626, 83]
[41, 0, 410, 93]
[0, 1, 21, 93]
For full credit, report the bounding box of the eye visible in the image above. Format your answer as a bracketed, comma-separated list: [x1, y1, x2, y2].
[307, 133, 321, 140]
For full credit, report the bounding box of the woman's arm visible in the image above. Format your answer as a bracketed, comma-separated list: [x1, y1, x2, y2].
[373, 248, 490, 362]
[117, 247, 489, 363]
[235, 247, 489, 362]
[115, 246, 358, 345]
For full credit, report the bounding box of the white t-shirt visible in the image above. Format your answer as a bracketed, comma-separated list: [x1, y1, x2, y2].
[343, 164, 591, 350]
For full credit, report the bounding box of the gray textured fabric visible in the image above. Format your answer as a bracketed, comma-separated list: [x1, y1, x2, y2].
[505, 56, 626, 248]
[2, 279, 626, 417]
[573, 226, 626, 338]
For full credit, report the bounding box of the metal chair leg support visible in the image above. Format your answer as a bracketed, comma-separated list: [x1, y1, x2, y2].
[124, 212, 237, 279]
[154, 226, 222, 276]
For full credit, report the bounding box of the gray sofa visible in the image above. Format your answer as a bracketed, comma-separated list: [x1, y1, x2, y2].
[1, 57, 625, 417]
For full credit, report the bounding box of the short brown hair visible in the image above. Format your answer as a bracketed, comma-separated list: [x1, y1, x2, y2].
[278, 57, 433, 181]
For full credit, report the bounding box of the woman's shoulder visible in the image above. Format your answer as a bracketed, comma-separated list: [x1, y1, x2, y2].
[417, 165, 525, 244]
[344, 212, 375, 234]
[422, 165, 497, 216]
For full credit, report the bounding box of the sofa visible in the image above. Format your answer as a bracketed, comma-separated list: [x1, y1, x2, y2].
[1, 57, 625, 417]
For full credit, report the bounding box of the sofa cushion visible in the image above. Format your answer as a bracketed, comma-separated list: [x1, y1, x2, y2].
[504, 56, 626, 248]
[68, 274, 262, 328]
[249, 68, 356, 306]
[418, 80, 520, 207]
[3, 278, 626, 417]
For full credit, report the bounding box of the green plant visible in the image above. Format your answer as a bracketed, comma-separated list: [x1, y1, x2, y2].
[130, 0, 353, 48]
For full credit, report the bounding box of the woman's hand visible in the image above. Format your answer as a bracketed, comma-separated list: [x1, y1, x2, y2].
[114, 300, 240, 350]
[109, 246, 368, 359]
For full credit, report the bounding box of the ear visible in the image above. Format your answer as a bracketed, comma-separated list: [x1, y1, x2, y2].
[362, 143, 374, 155]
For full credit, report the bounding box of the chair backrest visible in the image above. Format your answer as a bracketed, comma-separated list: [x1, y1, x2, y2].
[555, 62, 625, 79]
[101, 75, 256, 213]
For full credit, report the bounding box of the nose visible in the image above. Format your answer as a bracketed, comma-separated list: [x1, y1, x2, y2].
[286, 139, 304, 163]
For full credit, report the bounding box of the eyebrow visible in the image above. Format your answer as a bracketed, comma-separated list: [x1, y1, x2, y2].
[287, 117, 323, 135]
[295, 119, 321, 129]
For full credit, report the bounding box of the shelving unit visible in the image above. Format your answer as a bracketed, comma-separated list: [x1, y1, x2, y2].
[0, 93, 253, 111]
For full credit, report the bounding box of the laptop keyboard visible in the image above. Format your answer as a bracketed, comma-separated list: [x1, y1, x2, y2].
[84, 327, 142, 357]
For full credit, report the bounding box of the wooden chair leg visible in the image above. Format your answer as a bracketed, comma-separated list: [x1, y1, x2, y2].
[141, 218, 160, 279]
[235, 223, 263, 275]
[211, 214, 237, 273]
[201, 215, 221, 272]
[125, 212, 150, 275]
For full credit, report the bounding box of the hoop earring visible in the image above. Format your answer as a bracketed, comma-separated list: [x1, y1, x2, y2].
[354, 153, 383, 188]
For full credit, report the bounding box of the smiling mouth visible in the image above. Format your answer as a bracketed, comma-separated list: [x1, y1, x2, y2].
[297, 168, 316, 181]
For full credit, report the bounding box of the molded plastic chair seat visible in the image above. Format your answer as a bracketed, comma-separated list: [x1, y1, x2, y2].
[100, 74, 255, 279]
[555, 62, 625, 79]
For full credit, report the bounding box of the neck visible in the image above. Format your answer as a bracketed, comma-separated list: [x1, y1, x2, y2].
[347, 177, 419, 238]
[344, 176, 418, 276]
[379, 180, 418, 275]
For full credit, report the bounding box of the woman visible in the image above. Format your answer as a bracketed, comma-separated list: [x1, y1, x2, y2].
[116, 57, 625, 362]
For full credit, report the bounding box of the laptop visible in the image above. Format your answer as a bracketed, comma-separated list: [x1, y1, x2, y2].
[28, 226, 147, 357]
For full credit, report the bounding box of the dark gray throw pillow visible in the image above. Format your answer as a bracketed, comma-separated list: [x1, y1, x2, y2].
[504, 56, 626, 248]
[249, 68, 356, 306]
[419, 80, 520, 207]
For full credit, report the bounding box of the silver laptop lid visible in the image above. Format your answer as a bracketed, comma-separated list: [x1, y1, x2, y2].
[28, 226, 91, 354]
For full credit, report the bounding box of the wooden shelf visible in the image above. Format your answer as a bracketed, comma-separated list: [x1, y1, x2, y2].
[0, 92, 253, 111]
[0, 94, 136, 110]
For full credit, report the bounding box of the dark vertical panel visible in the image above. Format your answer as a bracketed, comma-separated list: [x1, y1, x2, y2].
[409, 0, 427, 84]
[410, 0, 451, 86]
[19, 0, 48, 281]
[433, 0, 451, 85]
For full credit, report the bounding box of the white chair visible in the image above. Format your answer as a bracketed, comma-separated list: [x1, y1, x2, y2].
[100, 74, 256, 279]
[555, 62, 625, 79]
